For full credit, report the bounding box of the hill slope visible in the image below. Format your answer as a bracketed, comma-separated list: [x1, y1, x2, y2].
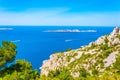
[40, 27, 120, 79]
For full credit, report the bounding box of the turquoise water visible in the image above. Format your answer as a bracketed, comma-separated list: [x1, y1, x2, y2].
[0, 26, 114, 71]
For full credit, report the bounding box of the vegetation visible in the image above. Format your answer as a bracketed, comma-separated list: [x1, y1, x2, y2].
[112, 54, 120, 74]
[117, 34, 120, 39]
[79, 67, 90, 78]
[0, 41, 17, 68]
[0, 41, 39, 80]
[66, 48, 72, 51]
[99, 43, 109, 50]
[48, 68, 72, 80]
[0, 60, 39, 80]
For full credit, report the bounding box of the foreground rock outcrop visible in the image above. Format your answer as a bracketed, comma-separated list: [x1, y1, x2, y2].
[40, 27, 120, 78]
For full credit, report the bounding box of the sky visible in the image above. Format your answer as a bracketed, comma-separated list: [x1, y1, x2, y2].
[0, 0, 120, 26]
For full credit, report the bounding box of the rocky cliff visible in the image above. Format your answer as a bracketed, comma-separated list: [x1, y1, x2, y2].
[40, 27, 120, 78]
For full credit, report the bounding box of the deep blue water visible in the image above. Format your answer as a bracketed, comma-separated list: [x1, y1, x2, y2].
[0, 26, 114, 71]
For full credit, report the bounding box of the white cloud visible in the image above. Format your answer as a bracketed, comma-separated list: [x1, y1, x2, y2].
[0, 8, 120, 26]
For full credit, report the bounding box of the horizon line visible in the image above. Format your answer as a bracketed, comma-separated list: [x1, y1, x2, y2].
[0, 25, 118, 27]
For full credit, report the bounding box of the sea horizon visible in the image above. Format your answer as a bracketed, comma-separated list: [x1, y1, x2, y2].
[0, 25, 116, 27]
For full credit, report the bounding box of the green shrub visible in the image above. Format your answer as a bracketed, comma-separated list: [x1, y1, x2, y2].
[66, 48, 72, 51]
[92, 69, 99, 76]
[0, 60, 39, 80]
[48, 68, 72, 80]
[100, 44, 109, 50]
[103, 49, 112, 58]
[79, 67, 90, 78]
[104, 36, 109, 43]
[117, 34, 120, 39]
[113, 54, 120, 74]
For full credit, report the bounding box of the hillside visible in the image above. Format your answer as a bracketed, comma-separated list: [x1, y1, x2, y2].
[40, 27, 120, 79]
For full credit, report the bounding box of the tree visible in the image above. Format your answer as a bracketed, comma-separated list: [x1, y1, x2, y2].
[0, 41, 17, 68]
[0, 60, 39, 80]
[0, 41, 39, 80]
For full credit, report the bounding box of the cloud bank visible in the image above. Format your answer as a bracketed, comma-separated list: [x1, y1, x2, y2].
[0, 8, 120, 26]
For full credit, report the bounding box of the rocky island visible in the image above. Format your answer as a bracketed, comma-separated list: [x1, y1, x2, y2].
[40, 27, 120, 79]
[43, 29, 96, 32]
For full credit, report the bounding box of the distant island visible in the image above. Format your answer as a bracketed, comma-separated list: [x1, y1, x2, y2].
[43, 29, 97, 32]
[0, 28, 13, 31]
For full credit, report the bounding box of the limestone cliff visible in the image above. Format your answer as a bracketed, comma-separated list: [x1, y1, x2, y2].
[40, 27, 120, 78]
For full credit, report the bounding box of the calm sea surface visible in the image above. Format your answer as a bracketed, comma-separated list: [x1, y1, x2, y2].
[0, 26, 114, 71]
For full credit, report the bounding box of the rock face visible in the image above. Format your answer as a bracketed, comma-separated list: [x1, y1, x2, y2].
[111, 27, 120, 36]
[94, 27, 120, 46]
[40, 27, 120, 77]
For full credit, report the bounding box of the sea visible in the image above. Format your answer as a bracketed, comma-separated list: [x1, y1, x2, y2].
[0, 26, 115, 71]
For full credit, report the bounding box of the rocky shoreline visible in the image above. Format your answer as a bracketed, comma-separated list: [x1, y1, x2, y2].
[40, 27, 120, 78]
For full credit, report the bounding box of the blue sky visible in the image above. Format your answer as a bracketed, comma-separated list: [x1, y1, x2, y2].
[0, 0, 120, 26]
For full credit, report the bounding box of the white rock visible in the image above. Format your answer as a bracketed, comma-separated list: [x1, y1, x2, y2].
[112, 38, 120, 45]
[104, 51, 118, 67]
[71, 72, 80, 77]
[110, 27, 119, 36]
[70, 58, 75, 63]
[95, 36, 105, 45]
[75, 52, 82, 59]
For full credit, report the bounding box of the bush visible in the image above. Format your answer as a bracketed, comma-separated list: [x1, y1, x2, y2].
[117, 34, 120, 39]
[66, 48, 72, 51]
[0, 60, 39, 80]
[92, 69, 99, 75]
[113, 54, 120, 74]
[48, 68, 72, 80]
[79, 68, 90, 78]
[100, 44, 109, 50]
